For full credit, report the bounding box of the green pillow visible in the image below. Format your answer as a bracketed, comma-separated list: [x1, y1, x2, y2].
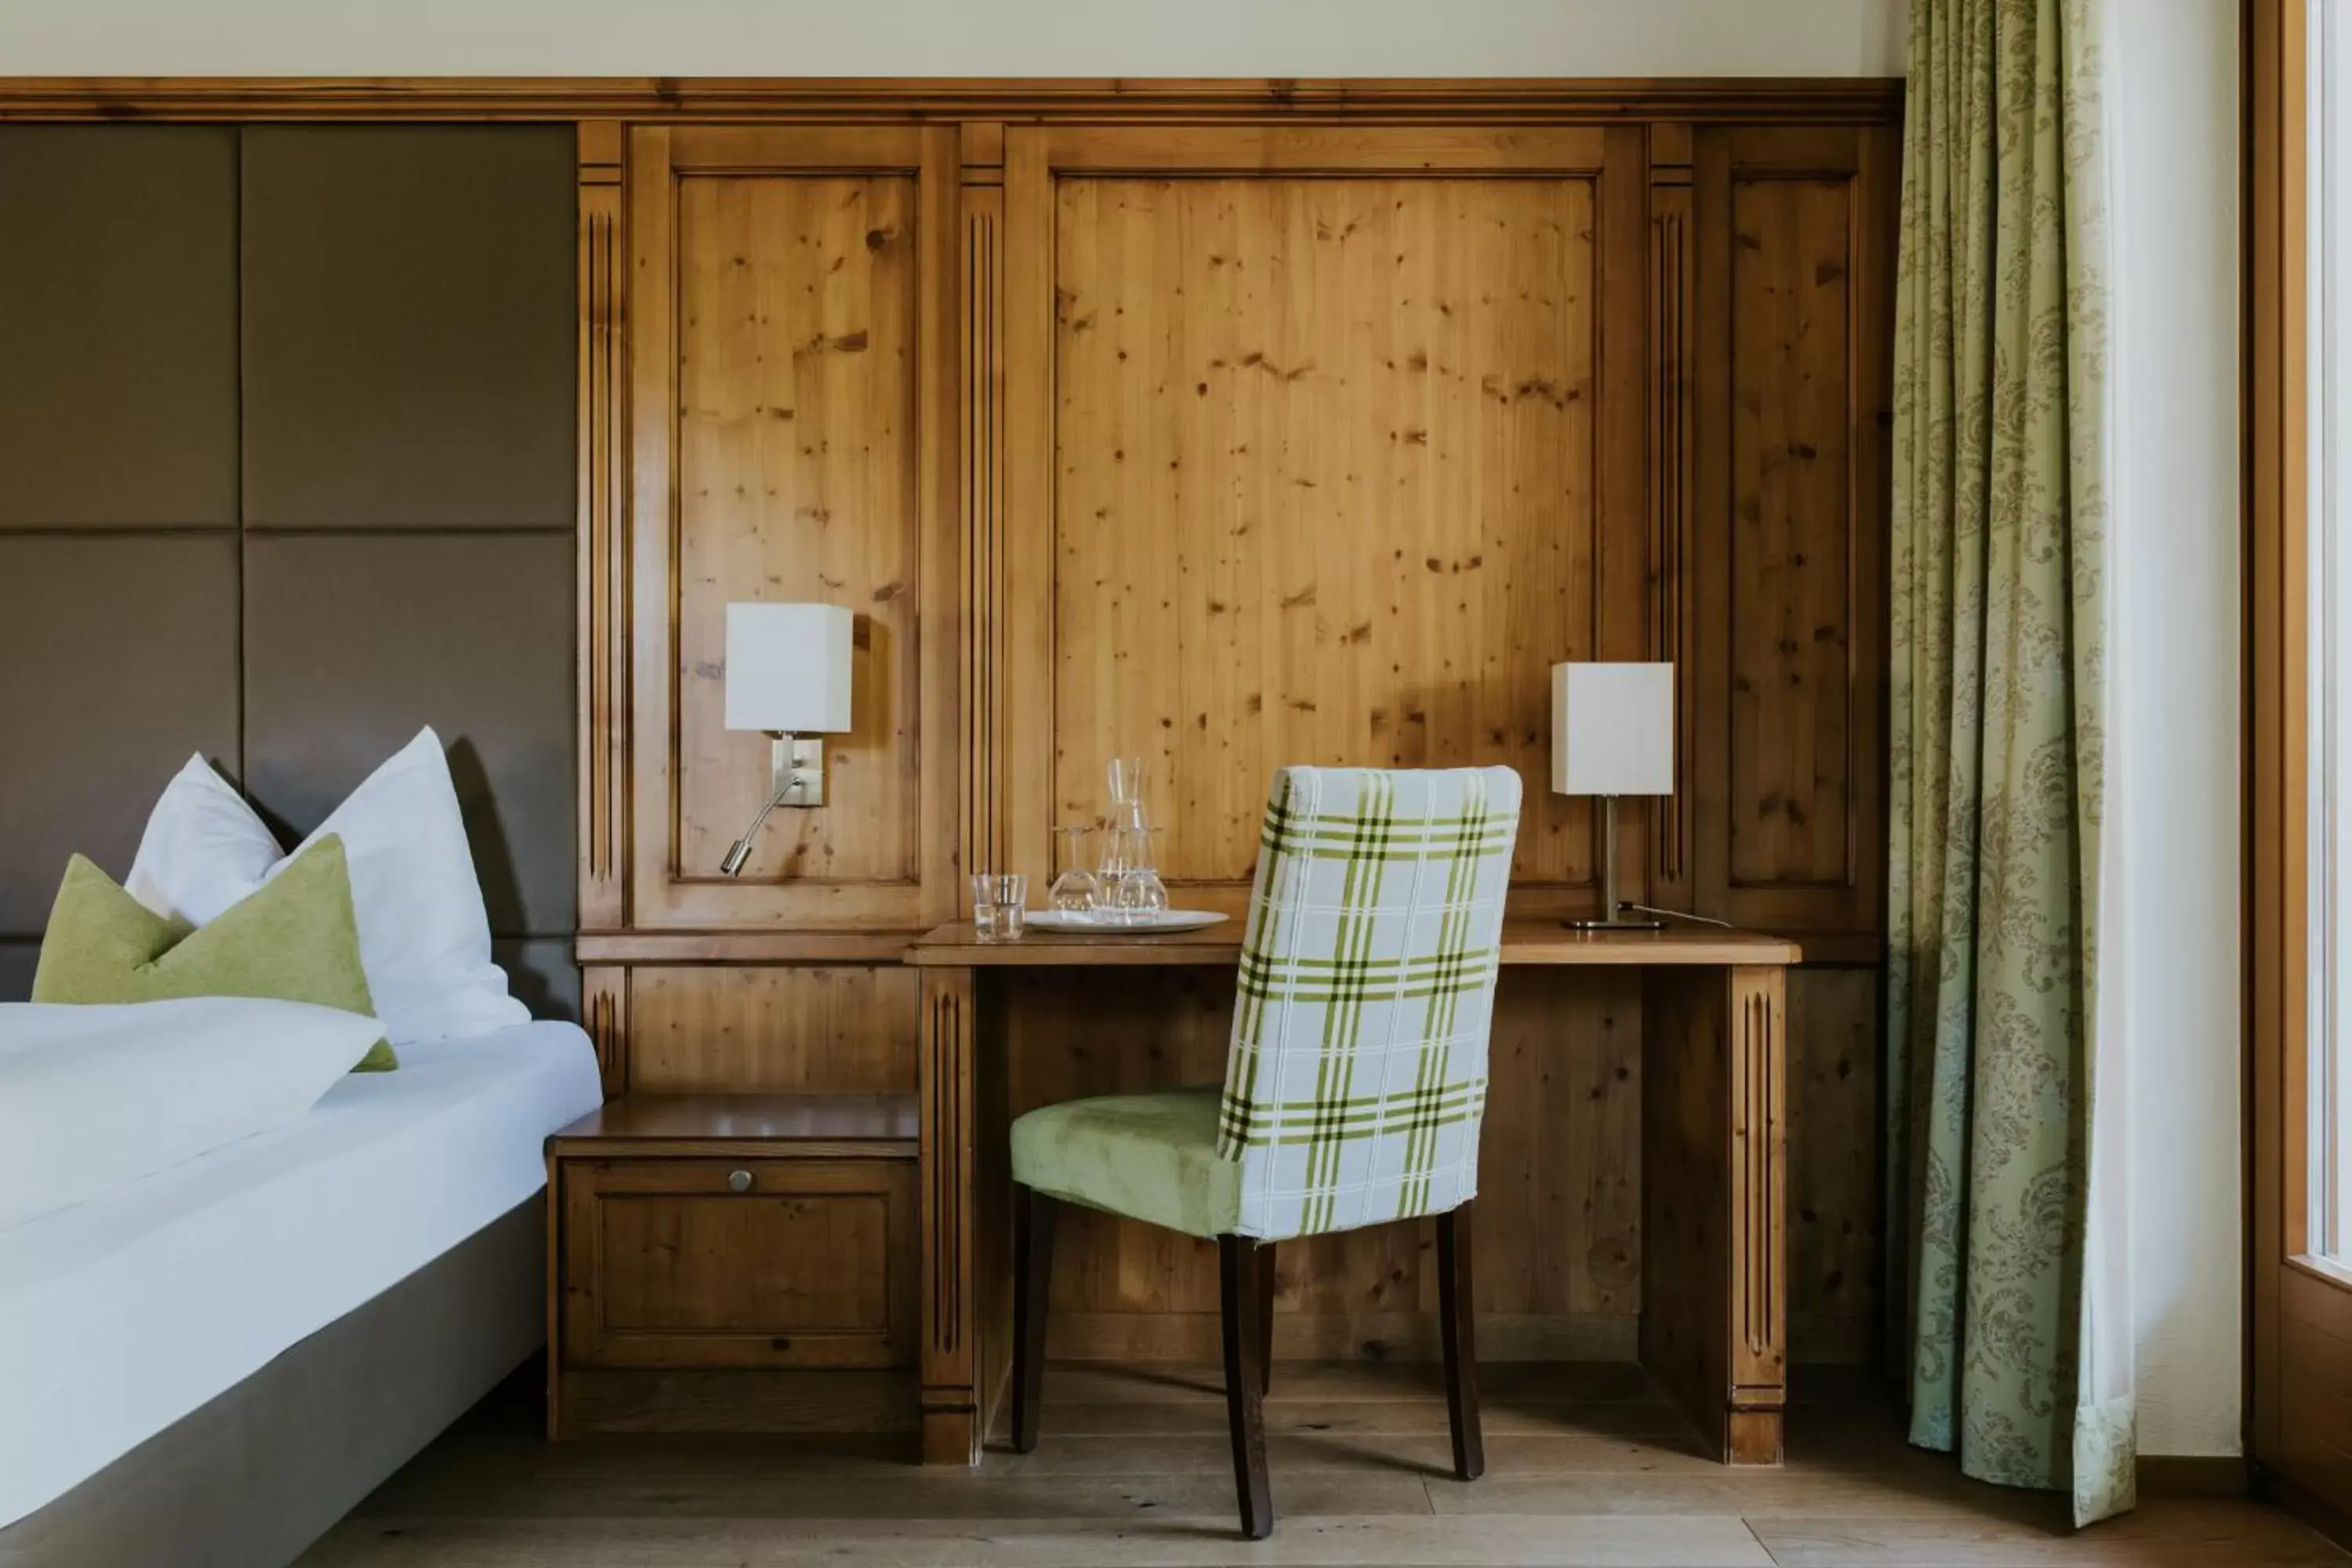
[31, 835, 396, 1072]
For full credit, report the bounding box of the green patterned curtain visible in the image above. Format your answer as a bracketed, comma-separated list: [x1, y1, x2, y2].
[1886, 0, 2127, 1529]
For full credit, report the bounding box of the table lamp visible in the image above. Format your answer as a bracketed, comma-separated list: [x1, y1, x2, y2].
[1551, 661, 1674, 931]
[718, 602, 854, 877]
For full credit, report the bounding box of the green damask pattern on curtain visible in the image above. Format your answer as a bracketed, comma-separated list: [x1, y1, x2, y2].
[1886, 0, 2125, 1529]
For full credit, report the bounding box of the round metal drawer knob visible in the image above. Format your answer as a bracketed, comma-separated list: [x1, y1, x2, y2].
[727, 1169, 754, 1193]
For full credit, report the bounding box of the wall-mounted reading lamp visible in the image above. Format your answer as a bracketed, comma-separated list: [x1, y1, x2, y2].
[718, 602, 853, 877]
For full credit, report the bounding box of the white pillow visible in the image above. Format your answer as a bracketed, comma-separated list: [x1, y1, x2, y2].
[125, 728, 531, 1046]
[0, 997, 387, 1232]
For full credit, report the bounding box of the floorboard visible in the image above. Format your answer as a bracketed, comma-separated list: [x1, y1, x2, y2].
[299, 1361, 2348, 1567]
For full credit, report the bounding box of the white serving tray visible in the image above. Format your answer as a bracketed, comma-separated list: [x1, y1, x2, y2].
[1025, 909, 1229, 934]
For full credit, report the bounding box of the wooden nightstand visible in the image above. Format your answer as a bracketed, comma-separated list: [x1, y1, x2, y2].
[544, 1094, 920, 1439]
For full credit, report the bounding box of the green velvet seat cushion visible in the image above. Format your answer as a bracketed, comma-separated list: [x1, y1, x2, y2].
[32, 835, 396, 1072]
[1009, 1085, 1240, 1240]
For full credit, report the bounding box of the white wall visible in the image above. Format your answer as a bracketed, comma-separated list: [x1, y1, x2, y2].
[0, 0, 1904, 78]
[2111, 0, 2243, 1458]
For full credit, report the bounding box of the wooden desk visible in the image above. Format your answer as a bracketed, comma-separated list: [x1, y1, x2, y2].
[905, 920, 1802, 1468]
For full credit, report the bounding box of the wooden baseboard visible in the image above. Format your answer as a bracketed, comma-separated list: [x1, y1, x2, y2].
[2139, 1454, 2251, 1500]
[1047, 1311, 1640, 1364]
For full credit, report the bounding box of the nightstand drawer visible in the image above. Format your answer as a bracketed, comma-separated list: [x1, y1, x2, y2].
[560, 1155, 917, 1370]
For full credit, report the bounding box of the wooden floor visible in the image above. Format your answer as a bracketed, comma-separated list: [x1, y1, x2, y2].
[302, 1361, 2345, 1566]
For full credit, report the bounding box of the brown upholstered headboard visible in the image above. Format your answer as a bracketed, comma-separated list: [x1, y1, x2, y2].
[0, 125, 578, 1016]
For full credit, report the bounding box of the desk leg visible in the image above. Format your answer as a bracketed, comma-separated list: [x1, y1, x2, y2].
[1641, 964, 1788, 1465]
[920, 966, 980, 1463]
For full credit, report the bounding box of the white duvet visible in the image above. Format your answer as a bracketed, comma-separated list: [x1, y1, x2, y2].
[0, 1017, 604, 1526]
[0, 997, 386, 1233]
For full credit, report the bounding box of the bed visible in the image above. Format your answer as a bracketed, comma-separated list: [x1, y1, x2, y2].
[0, 1019, 603, 1568]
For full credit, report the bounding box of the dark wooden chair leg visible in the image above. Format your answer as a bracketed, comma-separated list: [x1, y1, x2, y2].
[1437, 1201, 1485, 1482]
[1011, 1185, 1057, 1454]
[1257, 1240, 1276, 1395]
[1218, 1235, 1275, 1538]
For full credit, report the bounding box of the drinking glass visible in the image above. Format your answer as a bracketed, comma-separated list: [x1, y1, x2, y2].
[990, 873, 1029, 941]
[1106, 757, 1149, 818]
[971, 873, 1029, 942]
[1047, 824, 1101, 915]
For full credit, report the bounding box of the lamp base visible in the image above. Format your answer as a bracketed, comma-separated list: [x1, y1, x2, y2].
[1570, 797, 1664, 931]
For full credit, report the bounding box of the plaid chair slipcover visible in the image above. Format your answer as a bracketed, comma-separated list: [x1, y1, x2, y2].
[1007, 765, 1522, 1243]
[1218, 764, 1521, 1241]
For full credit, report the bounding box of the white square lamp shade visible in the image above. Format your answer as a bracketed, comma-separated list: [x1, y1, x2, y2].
[1550, 662, 1674, 798]
[724, 603, 854, 734]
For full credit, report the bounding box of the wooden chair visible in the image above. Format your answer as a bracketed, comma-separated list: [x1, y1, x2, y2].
[1007, 765, 1522, 1537]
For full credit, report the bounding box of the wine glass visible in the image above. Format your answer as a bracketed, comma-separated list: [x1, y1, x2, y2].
[1097, 815, 1134, 881]
[1109, 826, 1170, 924]
[1047, 823, 1101, 916]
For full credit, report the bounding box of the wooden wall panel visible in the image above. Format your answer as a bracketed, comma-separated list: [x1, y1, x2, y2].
[1647, 124, 1700, 913]
[628, 964, 919, 1094]
[1003, 126, 1646, 917]
[1047, 175, 1602, 887]
[1692, 124, 1896, 938]
[1726, 176, 1856, 890]
[578, 122, 628, 931]
[1785, 966, 1879, 1364]
[674, 172, 922, 886]
[626, 125, 960, 931]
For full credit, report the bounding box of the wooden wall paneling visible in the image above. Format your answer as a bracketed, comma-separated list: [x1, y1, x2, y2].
[1784, 965, 1879, 1364]
[579, 122, 629, 931]
[626, 964, 920, 1094]
[626, 123, 960, 930]
[1003, 125, 1646, 917]
[1468, 967, 1644, 1354]
[582, 962, 629, 1096]
[915, 127, 964, 927]
[1647, 122, 1700, 913]
[1000, 127, 1058, 891]
[1596, 123, 1655, 906]
[673, 136, 915, 887]
[1690, 124, 1895, 937]
[961, 122, 1007, 878]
